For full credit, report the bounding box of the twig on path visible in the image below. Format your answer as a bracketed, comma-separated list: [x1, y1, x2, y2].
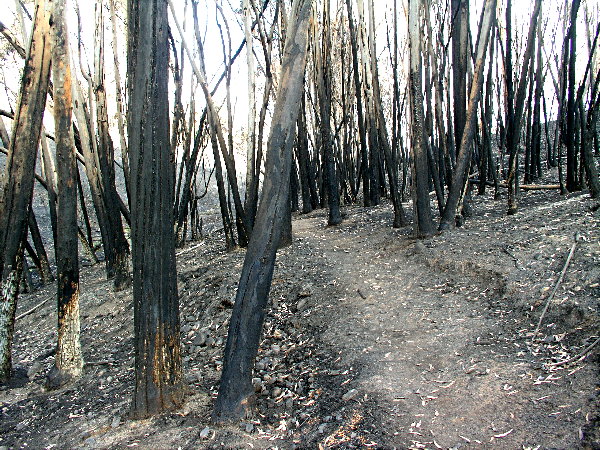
[16, 297, 50, 320]
[547, 336, 600, 367]
[176, 242, 204, 257]
[85, 359, 117, 366]
[532, 233, 582, 341]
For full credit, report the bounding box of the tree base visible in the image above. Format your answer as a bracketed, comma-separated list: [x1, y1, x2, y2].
[45, 365, 79, 390]
[212, 392, 255, 424]
[129, 383, 187, 420]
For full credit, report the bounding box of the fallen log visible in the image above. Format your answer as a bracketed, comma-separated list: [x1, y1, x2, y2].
[469, 178, 561, 190]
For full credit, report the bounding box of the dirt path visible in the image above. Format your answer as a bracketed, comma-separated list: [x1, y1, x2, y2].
[291, 197, 598, 449]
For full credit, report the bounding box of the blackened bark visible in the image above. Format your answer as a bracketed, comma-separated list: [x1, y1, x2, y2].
[27, 211, 53, 284]
[345, 0, 370, 206]
[565, 0, 581, 192]
[408, 0, 435, 237]
[506, 0, 542, 214]
[94, 1, 131, 291]
[127, 0, 184, 418]
[212, 0, 311, 422]
[46, 0, 83, 390]
[0, 0, 51, 382]
[439, 0, 497, 230]
[318, 0, 342, 226]
[451, 0, 469, 153]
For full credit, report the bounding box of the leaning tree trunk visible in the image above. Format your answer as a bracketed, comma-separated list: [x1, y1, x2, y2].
[46, 0, 83, 389]
[127, 0, 184, 418]
[94, 1, 131, 291]
[506, 0, 543, 214]
[0, 0, 51, 383]
[439, 0, 497, 230]
[212, 0, 311, 422]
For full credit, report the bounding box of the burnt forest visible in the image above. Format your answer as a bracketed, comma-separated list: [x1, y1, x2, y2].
[0, 0, 599, 448]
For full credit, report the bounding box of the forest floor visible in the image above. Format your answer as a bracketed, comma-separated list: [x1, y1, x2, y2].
[1, 187, 599, 449]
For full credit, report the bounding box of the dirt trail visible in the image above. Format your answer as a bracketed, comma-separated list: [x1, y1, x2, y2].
[292, 197, 598, 449]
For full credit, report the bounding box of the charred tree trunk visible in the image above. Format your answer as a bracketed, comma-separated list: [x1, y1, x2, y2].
[46, 0, 83, 389]
[127, 0, 184, 418]
[408, 0, 434, 236]
[0, 0, 51, 382]
[212, 0, 311, 422]
[317, 0, 342, 226]
[565, 0, 582, 192]
[345, 0, 370, 206]
[440, 0, 497, 230]
[94, 1, 131, 290]
[506, 0, 542, 214]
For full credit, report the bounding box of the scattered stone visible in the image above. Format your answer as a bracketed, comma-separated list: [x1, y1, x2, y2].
[193, 333, 206, 347]
[298, 283, 313, 298]
[199, 427, 211, 439]
[84, 437, 96, 447]
[81, 431, 92, 440]
[27, 361, 43, 379]
[271, 387, 282, 398]
[111, 416, 121, 428]
[252, 377, 262, 392]
[245, 423, 254, 433]
[296, 299, 308, 312]
[413, 241, 427, 255]
[342, 388, 359, 401]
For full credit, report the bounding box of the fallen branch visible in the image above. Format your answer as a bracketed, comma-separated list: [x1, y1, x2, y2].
[499, 183, 561, 190]
[469, 178, 561, 190]
[85, 360, 117, 366]
[532, 233, 582, 340]
[16, 297, 50, 320]
[176, 242, 205, 257]
[547, 336, 600, 367]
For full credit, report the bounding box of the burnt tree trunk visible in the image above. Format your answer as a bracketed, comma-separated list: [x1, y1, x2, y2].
[94, 1, 131, 290]
[317, 0, 342, 226]
[46, 0, 83, 389]
[0, 0, 51, 382]
[345, 0, 370, 206]
[408, 0, 435, 236]
[127, 0, 184, 418]
[212, 0, 311, 422]
[506, 0, 542, 214]
[439, 0, 497, 230]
